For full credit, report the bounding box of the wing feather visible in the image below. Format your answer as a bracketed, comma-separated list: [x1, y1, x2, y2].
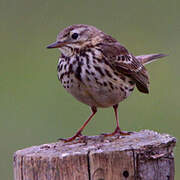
[98, 42, 149, 93]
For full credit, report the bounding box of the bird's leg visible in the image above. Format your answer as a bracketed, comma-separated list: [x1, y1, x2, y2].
[102, 104, 132, 137]
[59, 106, 97, 142]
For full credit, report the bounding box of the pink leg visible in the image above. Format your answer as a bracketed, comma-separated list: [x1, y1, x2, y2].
[102, 104, 131, 137]
[59, 107, 97, 142]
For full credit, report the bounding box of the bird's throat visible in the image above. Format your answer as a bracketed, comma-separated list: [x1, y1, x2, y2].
[59, 46, 74, 57]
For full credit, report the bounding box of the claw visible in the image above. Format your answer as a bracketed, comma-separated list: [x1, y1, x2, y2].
[102, 127, 132, 137]
[58, 131, 83, 142]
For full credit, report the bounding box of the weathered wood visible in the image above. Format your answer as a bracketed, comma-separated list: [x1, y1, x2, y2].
[13, 130, 176, 180]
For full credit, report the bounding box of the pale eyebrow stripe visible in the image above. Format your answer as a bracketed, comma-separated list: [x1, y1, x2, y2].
[71, 27, 87, 35]
[79, 29, 88, 36]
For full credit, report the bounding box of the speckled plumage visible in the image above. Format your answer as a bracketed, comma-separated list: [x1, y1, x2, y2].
[47, 24, 167, 142]
[57, 47, 135, 108]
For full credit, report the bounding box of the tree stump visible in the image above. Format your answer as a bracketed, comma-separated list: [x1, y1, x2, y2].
[13, 130, 176, 180]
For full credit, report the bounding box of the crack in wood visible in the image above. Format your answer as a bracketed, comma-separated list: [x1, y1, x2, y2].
[87, 150, 91, 180]
[13, 130, 176, 180]
[20, 156, 24, 180]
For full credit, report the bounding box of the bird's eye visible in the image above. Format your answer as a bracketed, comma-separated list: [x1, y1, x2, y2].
[71, 33, 79, 40]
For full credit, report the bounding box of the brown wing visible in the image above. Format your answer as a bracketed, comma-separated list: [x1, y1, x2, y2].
[98, 42, 149, 93]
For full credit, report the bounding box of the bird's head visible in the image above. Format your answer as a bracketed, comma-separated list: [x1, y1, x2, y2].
[47, 24, 104, 56]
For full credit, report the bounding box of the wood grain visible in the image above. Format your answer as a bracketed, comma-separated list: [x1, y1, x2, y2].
[13, 130, 176, 180]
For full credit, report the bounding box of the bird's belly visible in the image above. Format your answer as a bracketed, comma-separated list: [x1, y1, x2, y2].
[58, 56, 135, 108]
[61, 74, 135, 108]
[59, 74, 99, 107]
[86, 83, 134, 108]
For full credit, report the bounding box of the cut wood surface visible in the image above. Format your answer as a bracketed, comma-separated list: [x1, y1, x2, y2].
[13, 130, 176, 180]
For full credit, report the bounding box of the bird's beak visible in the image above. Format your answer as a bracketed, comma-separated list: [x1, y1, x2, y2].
[46, 41, 66, 49]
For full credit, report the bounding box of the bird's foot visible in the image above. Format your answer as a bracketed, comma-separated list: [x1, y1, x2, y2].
[58, 131, 86, 143]
[101, 127, 132, 137]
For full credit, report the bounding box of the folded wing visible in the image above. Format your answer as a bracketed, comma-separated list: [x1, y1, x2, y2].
[98, 42, 149, 93]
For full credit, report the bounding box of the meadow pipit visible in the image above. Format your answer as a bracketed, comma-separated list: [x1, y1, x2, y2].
[47, 24, 167, 142]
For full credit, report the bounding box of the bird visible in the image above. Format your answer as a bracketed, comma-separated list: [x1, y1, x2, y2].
[47, 24, 167, 142]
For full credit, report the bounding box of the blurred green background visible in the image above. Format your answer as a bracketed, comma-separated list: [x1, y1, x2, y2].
[0, 0, 179, 179]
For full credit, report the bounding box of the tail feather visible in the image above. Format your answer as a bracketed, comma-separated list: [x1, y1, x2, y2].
[136, 53, 168, 65]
